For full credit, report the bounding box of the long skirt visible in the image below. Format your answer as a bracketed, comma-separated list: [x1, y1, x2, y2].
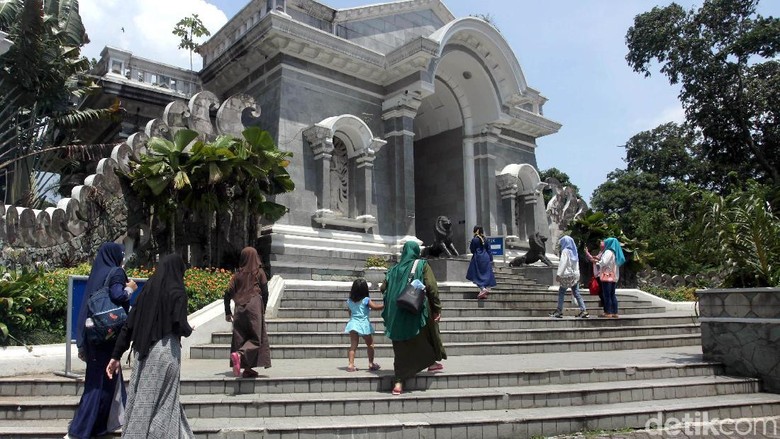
[392, 317, 447, 382]
[230, 294, 272, 369]
[68, 342, 125, 438]
[466, 251, 497, 289]
[123, 334, 193, 438]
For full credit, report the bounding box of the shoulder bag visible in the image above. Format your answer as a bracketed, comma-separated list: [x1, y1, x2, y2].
[396, 259, 426, 314]
[86, 267, 128, 345]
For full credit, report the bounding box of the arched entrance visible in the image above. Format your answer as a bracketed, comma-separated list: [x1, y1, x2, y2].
[413, 19, 515, 252]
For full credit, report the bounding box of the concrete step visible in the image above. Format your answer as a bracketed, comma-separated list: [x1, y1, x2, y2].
[2, 393, 778, 438]
[211, 324, 701, 345]
[288, 289, 638, 300]
[191, 333, 702, 359]
[264, 315, 699, 332]
[274, 305, 667, 318]
[0, 361, 724, 397]
[0, 376, 757, 421]
[277, 297, 654, 309]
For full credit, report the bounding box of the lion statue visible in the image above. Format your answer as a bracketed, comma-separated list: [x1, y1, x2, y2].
[421, 216, 459, 258]
[509, 232, 553, 267]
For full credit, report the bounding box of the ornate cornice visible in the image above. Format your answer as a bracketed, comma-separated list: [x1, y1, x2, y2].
[497, 109, 562, 138]
[334, 0, 453, 25]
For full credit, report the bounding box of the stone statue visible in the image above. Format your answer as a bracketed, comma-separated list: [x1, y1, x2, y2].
[421, 215, 459, 258]
[509, 232, 553, 267]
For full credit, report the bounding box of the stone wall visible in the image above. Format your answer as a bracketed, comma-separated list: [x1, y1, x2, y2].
[697, 288, 780, 393]
[0, 92, 265, 268]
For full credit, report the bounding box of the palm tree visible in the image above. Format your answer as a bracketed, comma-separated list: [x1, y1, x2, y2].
[0, 0, 121, 206]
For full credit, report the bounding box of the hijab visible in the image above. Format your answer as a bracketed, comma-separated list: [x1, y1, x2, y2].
[229, 247, 267, 306]
[558, 235, 579, 263]
[125, 254, 190, 359]
[603, 237, 626, 267]
[381, 241, 429, 341]
[76, 242, 127, 349]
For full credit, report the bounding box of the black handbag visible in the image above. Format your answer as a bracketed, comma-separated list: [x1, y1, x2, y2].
[396, 259, 426, 314]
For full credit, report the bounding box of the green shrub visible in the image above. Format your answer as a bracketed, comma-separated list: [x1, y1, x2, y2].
[2, 264, 232, 346]
[365, 255, 390, 269]
[643, 285, 697, 302]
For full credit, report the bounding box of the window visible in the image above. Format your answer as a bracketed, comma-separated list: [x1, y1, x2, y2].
[110, 59, 124, 74]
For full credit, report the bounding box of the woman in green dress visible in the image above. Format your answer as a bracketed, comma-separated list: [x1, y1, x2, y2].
[380, 241, 447, 395]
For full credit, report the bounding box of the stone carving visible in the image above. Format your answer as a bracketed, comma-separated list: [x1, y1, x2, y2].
[509, 232, 552, 267]
[329, 137, 349, 214]
[545, 177, 587, 246]
[0, 92, 263, 267]
[422, 216, 459, 258]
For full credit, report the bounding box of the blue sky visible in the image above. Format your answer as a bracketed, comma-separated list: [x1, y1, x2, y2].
[80, 0, 780, 203]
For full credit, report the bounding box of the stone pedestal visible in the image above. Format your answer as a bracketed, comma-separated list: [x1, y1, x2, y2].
[426, 258, 470, 283]
[697, 287, 780, 393]
[512, 265, 555, 286]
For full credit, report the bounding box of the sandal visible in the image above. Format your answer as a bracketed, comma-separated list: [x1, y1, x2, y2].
[230, 352, 241, 377]
[346, 365, 358, 372]
[427, 362, 444, 372]
[477, 289, 489, 300]
[368, 363, 381, 371]
[241, 369, 259, 378]
[392, 383, 403, 395]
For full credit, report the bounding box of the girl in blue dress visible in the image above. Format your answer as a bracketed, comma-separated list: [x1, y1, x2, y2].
[344, 278, 384, 372]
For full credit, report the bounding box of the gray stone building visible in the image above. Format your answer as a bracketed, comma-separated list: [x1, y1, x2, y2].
[198, 0, 560, 257]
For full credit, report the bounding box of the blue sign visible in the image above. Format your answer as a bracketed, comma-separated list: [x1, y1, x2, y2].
[487, 236, 505, 256]
[68, 276, 147, 342]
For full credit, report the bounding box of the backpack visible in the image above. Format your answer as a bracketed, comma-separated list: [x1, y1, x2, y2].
[86, 267, 128, 345]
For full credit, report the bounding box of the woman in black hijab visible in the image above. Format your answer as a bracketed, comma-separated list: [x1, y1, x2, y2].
[68, 242, 136, 439]
[106, 254, 194, 438]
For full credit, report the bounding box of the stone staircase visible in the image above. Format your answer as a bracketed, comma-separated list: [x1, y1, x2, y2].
[2, 268, 779, 438]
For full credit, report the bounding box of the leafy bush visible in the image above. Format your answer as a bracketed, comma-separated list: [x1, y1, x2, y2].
[0, 266, 45, 344]
[2, 264, 233, 346]
[364, 256, 390, 269]
[642, 285, 697, 302]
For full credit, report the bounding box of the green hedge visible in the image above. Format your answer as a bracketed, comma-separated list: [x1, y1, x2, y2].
[1, 264, 232, 347]
[642, 285, 697, 302]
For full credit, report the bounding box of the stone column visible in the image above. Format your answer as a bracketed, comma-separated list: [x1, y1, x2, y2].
[355, 148, 375, 217]
[472, 125, 500, 234]
[520, 193, 538, 242]
[462, 137, 477, 244]
[496, 174, 520, 237]
[303, 126, 334, 211]
[382, 94, 421, 238]
[266, 0, 286, 13]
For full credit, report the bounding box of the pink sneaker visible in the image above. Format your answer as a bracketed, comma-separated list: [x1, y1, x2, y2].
[230, 352, 241, 377]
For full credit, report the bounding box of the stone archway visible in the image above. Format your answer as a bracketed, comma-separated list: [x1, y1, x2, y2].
[496, 163, 548, 246]
[412, 18, 524, 250]
[303, 114, 386, 233]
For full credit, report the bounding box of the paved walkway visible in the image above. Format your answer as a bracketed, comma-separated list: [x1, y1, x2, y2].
[10, 345, 706, 381]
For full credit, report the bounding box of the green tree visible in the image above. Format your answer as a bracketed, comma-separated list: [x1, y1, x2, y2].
[0, 0, 121, 206]
[591, 125, 719, 275]
[172, 14, 210, 93]
[123, 127, 294, 266]
[701, 181, 780, 287]
[626, 0, 780, 189]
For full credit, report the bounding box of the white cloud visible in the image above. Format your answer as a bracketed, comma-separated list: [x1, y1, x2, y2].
[80, 0, 229, 70]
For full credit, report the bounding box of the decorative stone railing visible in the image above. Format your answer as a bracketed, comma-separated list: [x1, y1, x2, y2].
[0, 92, 263, 267]
[697, 287, 780, 393]
[637, 268, 723, 289]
